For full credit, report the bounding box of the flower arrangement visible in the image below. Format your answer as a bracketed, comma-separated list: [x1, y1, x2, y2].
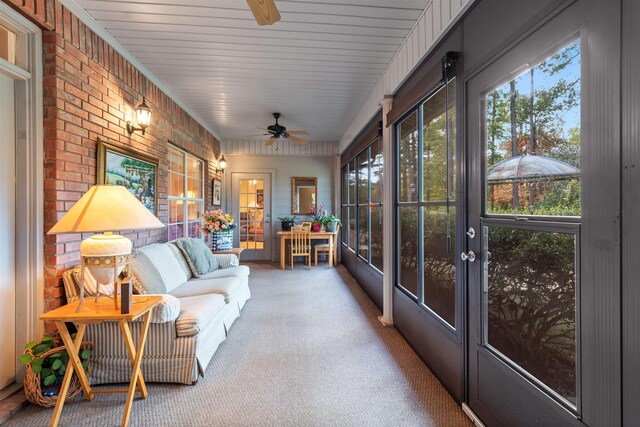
[309, 202, 326, 222]
[199, 209, 236, 234]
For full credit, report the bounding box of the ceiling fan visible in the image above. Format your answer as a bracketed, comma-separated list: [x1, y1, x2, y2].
[246, 0, 281, 26]
[256, 113, 310, 145]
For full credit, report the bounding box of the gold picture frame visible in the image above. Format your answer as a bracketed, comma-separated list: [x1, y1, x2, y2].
[97, 137, 159, 216]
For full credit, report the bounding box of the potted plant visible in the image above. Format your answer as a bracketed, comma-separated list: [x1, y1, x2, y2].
[309, 203, 325, 232]
[277, 216, 296, 231]
[321, 214, 342, 232]
[199, 209, 236, 251]
[20, 334, 92, 407]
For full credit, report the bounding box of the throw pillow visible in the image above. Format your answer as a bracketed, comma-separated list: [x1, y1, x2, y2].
[174, 238, 219, 277]
[72, 265, 114, 296]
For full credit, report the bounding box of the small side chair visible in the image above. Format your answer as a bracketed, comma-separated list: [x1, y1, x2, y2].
[290, 229, 311, 269]
[315, 225, 340, 268]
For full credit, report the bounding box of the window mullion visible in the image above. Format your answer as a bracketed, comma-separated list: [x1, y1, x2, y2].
[417, 103, 425, 304]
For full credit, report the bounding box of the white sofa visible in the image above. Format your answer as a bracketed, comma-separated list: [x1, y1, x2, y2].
[62, 240, 251, 385]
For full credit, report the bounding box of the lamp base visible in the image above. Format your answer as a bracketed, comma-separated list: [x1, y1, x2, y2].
[78, 233, 132, 311]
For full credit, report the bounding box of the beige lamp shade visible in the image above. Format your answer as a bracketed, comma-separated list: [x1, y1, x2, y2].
[48, 185, 164, 234]
[49, 185, 164, 289]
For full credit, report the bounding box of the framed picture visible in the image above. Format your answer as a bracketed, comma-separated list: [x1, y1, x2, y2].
[97, 137, 159, 216]
[212, 179, 222, 205]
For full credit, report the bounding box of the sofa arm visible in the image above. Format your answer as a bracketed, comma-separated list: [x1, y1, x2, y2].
[211, 254, 240, 269]
[147, 294, 180, 323]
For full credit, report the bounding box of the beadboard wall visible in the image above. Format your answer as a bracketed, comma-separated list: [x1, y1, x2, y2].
[339, 0, 474, 152]
[222, 139, 339, 157]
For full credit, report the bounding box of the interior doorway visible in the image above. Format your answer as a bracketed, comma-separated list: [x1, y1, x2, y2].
[0, 2, 44, 396]
[0, 69, 16, 393]
[231, 173, 272, 261]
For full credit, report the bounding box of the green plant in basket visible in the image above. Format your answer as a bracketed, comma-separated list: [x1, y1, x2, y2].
[20, 334, 91, 387]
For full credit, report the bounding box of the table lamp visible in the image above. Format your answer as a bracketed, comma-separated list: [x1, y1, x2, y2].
[48, 185, 165, 311]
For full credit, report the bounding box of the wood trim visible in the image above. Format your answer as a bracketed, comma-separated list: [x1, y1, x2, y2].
[3, 0, 45, 386]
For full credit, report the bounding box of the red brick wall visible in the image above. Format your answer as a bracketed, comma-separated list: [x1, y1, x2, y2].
[5, 0, 223, 321]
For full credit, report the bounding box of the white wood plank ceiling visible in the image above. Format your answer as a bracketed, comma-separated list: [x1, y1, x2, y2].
[73, 0, 429, 141]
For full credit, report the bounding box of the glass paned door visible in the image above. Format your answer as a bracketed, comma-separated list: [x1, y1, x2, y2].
[231, 173, 272, 261]
[239, 179, 265, 250]
[463, 4, 620, 419]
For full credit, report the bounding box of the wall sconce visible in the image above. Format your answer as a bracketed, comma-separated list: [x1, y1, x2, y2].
[215, 155, 228, 174]
[126, 97, 152, 135]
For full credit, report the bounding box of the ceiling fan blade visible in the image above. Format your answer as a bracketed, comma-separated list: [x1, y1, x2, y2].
[287, 135, 310, 145]
[287, 130, 309, 136]
[246, 0, 281, 26]
[239, 133, 271, 138]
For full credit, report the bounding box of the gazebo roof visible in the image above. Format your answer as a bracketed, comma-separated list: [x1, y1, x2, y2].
[487, 155, 580, 182]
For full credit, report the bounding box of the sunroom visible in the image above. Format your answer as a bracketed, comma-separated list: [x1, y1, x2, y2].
[0, 0, 635, 426]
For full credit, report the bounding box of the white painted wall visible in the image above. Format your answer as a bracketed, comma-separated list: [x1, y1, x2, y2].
[339, 0, 474, 152]
[223, 154, 337, 262]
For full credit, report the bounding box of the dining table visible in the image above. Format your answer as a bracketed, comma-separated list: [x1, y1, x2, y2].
[277, 229, 339, 269]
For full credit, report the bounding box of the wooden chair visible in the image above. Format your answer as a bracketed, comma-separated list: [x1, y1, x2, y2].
[290, 229, 311, 269]
[315, 225, 340, 268]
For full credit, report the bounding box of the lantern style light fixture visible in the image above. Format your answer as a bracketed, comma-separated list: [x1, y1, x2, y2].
[215, 155, 228, 173]
[126, 96, 152, 135]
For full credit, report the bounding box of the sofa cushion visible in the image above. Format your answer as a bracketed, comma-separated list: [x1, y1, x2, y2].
[174, 238, 219, 277]
[167, 243, 194, 280]
[196, 265, 250, 281]
[170, 276, 242, 303]
[175, 294, 227, 337]
[130, 244, 190, 294]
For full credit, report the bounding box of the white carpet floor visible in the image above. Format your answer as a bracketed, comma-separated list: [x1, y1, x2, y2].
[6, 263, 472, 426]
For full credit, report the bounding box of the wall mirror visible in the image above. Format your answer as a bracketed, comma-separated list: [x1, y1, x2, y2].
[291, 177, 317, 215]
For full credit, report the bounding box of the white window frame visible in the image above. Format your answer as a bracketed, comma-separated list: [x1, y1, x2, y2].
[168, 145, 205, 240]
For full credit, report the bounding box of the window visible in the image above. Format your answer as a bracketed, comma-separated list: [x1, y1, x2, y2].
[168, 146, 204, 241]
[357, 149, 369, 260]
[347, 159, 357, 251]
[342, 138, 384, 273]
[0, 25, 16, 64]
[483, 40, 580, 405]
[395, 80, 457, 328]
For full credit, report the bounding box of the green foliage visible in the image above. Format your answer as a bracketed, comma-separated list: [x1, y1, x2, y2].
[320, 214, 342, 226]
[277, 216, 296, 223]
[486, 226, 576, 402]
[485, 41, 581, 216]
[20, 334, 91, 389]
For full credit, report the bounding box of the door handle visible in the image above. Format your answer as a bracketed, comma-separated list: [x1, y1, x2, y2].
[466, 227, 476, 239]
[461, 251, 476, 262]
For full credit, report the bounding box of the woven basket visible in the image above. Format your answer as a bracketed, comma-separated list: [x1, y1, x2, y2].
[23, 342, 92, 408]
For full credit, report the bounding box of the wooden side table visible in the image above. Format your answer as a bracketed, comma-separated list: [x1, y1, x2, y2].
[40, 295, 162, 427]
[211, 247, 245, 261]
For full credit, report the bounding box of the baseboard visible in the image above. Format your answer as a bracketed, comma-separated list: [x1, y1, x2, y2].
[378, 315, 394, 327]
[462, 403, 486, 427]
